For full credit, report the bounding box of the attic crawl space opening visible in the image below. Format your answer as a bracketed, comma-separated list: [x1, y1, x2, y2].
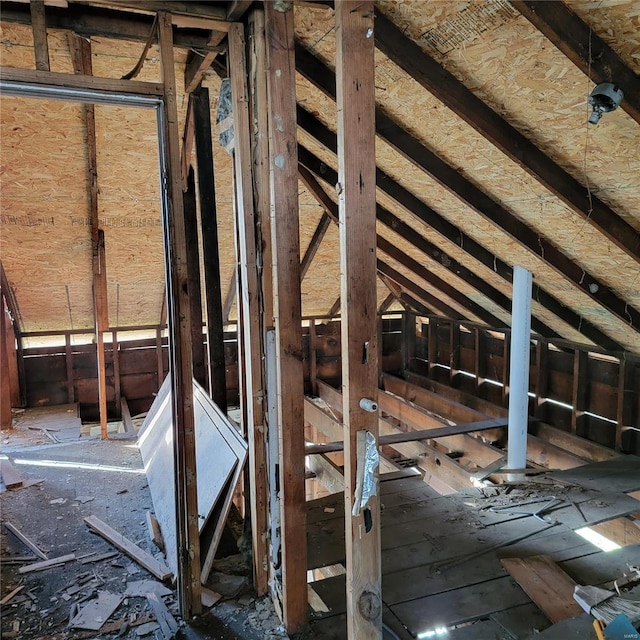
[1, 2, 640, 640]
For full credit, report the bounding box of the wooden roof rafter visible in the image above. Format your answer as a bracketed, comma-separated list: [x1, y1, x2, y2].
[297, 114, 624, 352]
[512, 1, 640, 126]
[294, 43, 637, 347]
[0, 261, 23, 335]
[373, 9, 640, 263]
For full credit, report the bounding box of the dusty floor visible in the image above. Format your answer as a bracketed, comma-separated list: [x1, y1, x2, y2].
[0, 415, 289, 640]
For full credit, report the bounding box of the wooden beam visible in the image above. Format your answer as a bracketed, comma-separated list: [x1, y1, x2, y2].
[228, 21, 269, 597]
[306, 418, 509, 455]
[616, 356, 634, 452]
[327, 295, 341, 318]
[377, 259, 464, 321]
[378, 292, 396, 314]
[300, 212, 331, 279]
[2, 2, 233, 50]
[306, 453, 344, 494]
[571, 349, 589, 435]
[157, 11, 201, 617]
[121, 396, 134, 433]
[335, 3, 381, 636]
[30, 0, 50, 71]
[155, 327, 164, 389]
[179, 97, 194, 188]
[192, 86, 227, 411]
[184, 30, 226, 93]
[112, 330, 121, 409]
[373, 10, 640, 263]
[296, 57, 628, 351]
[263, 4, 307, 631]
[65, 333, 74, 404]
[0, 297, 12, 429]
[226, 0, 254, 21]
[0, 66, 164, 97]
[183, 167, 206, 388]
[512, 1, 640, 126]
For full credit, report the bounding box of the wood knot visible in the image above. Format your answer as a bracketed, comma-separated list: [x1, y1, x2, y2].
[357, 590, 381, 622]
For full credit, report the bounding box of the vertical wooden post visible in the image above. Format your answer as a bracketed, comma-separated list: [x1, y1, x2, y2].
[157, 12, 201, 618]
[228, 21, 270, 597]
[156, 327, 164, 389]
[616, 357, 634, 451]
[0, 297, 12, 429]
[571, 349, 589, 436]
[112, 330, 121, 411]
[428, 317, 438, 378]
[309, 318, 318, 396]
[65, 333, 75, 404]
[449, 321, 460, 387]
[192, 86, 227, 411]
[502, 331, 511, 407]
[336, 2, 381, 637]
[183, 166, 206, 389]
[30, 0, 50, 71]
[94, 230, 109, 440]
[401, 311, 416, 374]
[474, 326, 486, 397]
[264, 4, 307, 633]
[534, 338, 548, 423]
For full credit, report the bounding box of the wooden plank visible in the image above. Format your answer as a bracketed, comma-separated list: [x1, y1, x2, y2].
[571, 350, 588, 435]
[548, 455, 640, 493]
[309, 318, 318, 395]
[373, 10, 640, 265]
[307, 454, 344, 494]
[227, 20, 269, 597]
[155, 327, 164, 390]
[500, 555, 582, 623]
[512, 1, 640, 126]
[84, 515, 171, 581]
[0, 300, 12, 429]
[264, 5, 307, 631]
[157, 11, 201, 616]
[30, 0, 50, 71]
[0, 585, 25, 605]
[300, 213, 332, 280]
[192, 86, 226, 411]
[0, 458, 22, 488]
[146, 511, 164, 550]
[4, 521, 47, 559]
[2, 2, 222, 51]
[0, 66, 164, 97]
[19, 553, 76, 574]
[120, 397, 134, 433]
[183, 167, 206, 388]
[95, 231, 109, 440]
[616, 357, 634, 452]
[64, 333, 75, 403]
[336, 5, 381, 635]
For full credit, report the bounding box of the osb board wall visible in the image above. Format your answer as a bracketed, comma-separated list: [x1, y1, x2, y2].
[293, 1, 640, 352]
[0, 21, 358, 331]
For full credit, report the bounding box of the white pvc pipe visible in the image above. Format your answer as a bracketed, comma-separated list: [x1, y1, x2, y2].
[507, 266, 533, 482]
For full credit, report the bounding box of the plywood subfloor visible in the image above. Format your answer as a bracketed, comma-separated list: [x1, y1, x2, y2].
[306, 471, 640, 638]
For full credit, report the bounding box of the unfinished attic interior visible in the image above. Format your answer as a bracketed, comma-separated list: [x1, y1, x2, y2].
[1, 0, 640, 638]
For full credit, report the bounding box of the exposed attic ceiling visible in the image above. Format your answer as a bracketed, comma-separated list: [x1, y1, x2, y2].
[0, 0, 639, 352]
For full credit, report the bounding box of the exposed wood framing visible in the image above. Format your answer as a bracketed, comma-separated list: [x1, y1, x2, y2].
[183, 167, 206, 388]
[192, 86, 227, 410]
[156, 327, 164, 389]
[112, 330, 121, 410]
[0, 66, 164, 97]
[327, 296, 341, 318]
[294, 90, 623, 350]
[65, 333, 74, 404]
[94, 232, 109, 440]
[335, 2, 381, 636]
[373, 10, 640, 263]
[306, 453, 344, 494]
[157, 11, 201, 617]
[300, 212, 332, 279]
[0, 296, 12, 429]
[512, 0, 640, 126]
[30, 0, 50, 71]
[571, 350, 589, 435]
[264, 3, 307, 632]
[2, 2, 226, 51]
[227, 21, 269, 597]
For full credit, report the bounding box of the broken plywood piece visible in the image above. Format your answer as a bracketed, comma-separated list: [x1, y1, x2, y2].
[146, 511, 164, 551]
[145, 592, 178, 639]
[125, 579, 173, 599]
[18, 553, 76, 574]
[137, 376, 247, 579]
[70, 591, 122, 631]
[4, 522, 48, 559]
[201, 587, 222, 608]
[0, 458, 23, 489]
[500, 554, 583, 623]
[548, 455, 640, 493]
[83, 515, 172, 581]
